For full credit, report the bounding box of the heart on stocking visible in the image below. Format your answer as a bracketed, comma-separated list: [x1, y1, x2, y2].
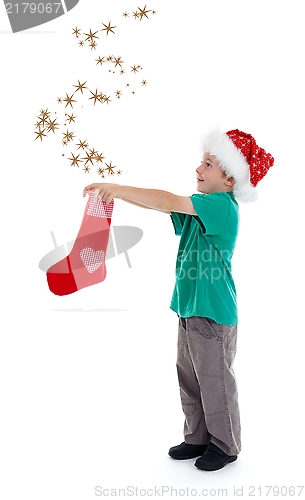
[80, 247, 105, 274]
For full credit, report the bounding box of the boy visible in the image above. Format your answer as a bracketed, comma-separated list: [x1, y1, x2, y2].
[83, 125, 274, 471]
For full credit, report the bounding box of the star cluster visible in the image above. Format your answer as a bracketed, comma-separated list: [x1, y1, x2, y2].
[34, 5, 156, 177]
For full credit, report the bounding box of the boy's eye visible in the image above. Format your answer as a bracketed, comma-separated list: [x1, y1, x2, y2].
[206, 162, 211, 167]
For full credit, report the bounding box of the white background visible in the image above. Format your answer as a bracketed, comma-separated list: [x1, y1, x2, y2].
[1, 0, 304, 498]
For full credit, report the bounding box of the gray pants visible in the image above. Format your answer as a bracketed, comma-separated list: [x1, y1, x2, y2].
[176, 315, 241, 456]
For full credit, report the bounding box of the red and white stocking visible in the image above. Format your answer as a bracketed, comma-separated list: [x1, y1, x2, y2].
[47, 191, 114, 295]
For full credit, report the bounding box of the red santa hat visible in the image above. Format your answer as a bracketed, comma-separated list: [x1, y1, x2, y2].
[201, 125, 274, 203]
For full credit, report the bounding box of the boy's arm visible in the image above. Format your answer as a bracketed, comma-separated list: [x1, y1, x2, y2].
[120, 186, 198, 215]
[83, 183, 197, 215]
[124, 199, 173, 213]
[119, 198, 152, 210]
[120, 196, 171, 212]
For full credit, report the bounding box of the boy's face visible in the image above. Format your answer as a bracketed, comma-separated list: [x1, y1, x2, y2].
[196, 151, 235, 194]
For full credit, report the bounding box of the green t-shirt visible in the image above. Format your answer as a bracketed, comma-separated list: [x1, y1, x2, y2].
[170, 191, 239, 325]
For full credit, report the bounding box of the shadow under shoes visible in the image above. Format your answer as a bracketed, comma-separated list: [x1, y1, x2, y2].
[168, 442, 208, 460]
[194, 443, 238, 471]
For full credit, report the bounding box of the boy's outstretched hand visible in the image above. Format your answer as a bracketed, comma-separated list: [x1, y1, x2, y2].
[83, 183, 123, 205]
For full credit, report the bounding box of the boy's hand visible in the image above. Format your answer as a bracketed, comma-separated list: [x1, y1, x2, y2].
[83, 183, 123, 204]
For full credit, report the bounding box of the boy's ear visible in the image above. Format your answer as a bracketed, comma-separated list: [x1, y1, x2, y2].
[225, 176, 235, 187]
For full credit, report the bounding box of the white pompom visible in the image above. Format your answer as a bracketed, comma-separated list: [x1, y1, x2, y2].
[233, 182, 258, 203]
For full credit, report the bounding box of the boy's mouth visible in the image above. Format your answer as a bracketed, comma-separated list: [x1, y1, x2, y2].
[197, 178, 204, 182]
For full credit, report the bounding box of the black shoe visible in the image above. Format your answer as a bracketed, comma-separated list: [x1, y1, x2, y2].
[194, 443, 238, 471]
[168, 441, 208, 460]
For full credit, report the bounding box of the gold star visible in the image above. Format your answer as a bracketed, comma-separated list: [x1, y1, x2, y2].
[122, 12, 129, 17]
[98, 93, 106, 103]
[104, 161, 116, 175]
[76, 139, 89, 150]
[89, 41, 97, 50]
[88, 147, 99, 157]
[152, 10, 156, 14]
[34, 128, 47, 141]
[132, 10, 139, 19]
[137, 5, 151, 20]
[83, 28, 100, 42]
[103, 95, 112, 105]
[63, 93, 77, 108]
[40, 113, 51, 122]
[36, 115, 48, 127]
[72, 27, 81, 37]
[131, 65, 140, 74]
[67, 153, 83, 167]
[63, 129, 73, 142]
[66, 113, 76, 124]
[120, 69, 125, 75]
[126, 83, 130, 87]
[113, 56, 124, 68]
[96, 56, 106, 66]
[78, 40, 85, 47]
[83, 165, 91, 173]
[82, 151, 96, 166]
[89, 88, 102, 105]
[46, 118, 60, 133]
[115, 90, 122, 99]
[97, 167, 106, 177]
[141, 80, 147, 86]
[116, 169, 122, 176]
[131, 91, 135, 95]
[72, 80, 88, 94]
[57, 97, 62, 103]
[37, 117, 49, 128]
[40, 108, 51, 118]
[94, 152, 105, 163]
[40, 109, 51, 118]
[62, 140, 68, 146]
[101, 22, 116, 36]
[107, 55, 114, 62]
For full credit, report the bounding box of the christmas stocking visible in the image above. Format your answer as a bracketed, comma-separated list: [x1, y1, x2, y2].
[47, 191, 114, 295]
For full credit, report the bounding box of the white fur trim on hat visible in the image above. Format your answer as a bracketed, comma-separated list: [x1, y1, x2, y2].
[201, 124, 258, 203]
